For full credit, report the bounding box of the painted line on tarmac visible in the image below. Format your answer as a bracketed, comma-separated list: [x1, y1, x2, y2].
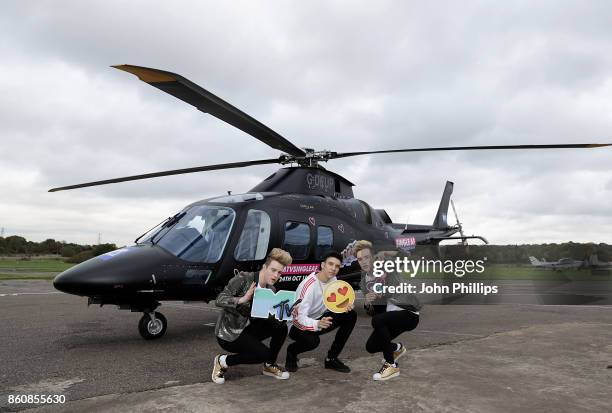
[0, 291, 60, 297]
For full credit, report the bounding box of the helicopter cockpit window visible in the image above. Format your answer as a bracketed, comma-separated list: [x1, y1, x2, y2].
[156, 206, 235, 263]
[315, 226, 333, 260]
[283, 221, 310, 260]
[234, 210, 271, 261]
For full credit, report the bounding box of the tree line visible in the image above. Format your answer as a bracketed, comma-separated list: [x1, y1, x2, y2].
[437, 242, 612, 264]
[0, 236, 118, 263]
[1, 235, 610, 265]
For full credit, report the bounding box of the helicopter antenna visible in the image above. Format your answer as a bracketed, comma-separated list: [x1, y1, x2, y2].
[450, 200, 467, 246]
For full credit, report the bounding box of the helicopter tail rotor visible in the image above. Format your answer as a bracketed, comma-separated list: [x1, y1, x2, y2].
[451, 199, 468, 246]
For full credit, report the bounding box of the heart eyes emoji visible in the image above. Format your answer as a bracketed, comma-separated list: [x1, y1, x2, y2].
[323, 280, 355, 313]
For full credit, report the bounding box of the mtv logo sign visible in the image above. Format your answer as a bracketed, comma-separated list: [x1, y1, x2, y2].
[251, 288, 297, 321]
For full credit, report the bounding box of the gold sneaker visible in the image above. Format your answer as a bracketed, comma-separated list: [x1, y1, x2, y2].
[393, 343, 407, 362]
[263, 363, 290, 380]
[373, 362, 400, 381]
[212, 354, 227, 384]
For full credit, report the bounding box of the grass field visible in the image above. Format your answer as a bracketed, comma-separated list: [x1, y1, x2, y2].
[0, 258, 74, 280]
[0, 260, 609, 282]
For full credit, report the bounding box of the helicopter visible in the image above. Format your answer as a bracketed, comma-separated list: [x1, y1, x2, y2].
[50, 64, 610, 339]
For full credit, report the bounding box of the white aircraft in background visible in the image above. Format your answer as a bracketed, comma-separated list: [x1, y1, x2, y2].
[528, 256, 584, 270]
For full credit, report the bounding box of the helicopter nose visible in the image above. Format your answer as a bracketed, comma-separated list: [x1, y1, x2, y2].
[53, 262, 109, 296]
[53, 245, 171, 296]
[53, 261, 126, 297]
[53, 267, 83, 295]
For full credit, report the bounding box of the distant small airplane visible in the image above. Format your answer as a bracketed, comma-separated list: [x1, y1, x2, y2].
[528, 256, 583, 271]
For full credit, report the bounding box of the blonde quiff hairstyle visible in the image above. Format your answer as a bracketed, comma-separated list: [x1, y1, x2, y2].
[353, 240, 373, 256]
[265, 248, 293, 267]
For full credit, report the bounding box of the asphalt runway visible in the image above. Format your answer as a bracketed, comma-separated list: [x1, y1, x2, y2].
[1, 280, 611, 412]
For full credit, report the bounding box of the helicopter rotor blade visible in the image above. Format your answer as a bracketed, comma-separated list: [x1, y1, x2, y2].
[48, 158, 281, 192]
[113, 64, 306, 158]
[333, 143, 611, 159]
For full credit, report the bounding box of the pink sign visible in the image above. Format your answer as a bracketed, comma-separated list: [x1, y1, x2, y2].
[282, 263, 320, 274]
[395, 236, 416, 249]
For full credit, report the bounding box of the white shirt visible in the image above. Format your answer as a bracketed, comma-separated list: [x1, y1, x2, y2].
[292, 272, 336, 331]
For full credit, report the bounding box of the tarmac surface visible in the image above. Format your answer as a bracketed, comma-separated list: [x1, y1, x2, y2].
[1, 280, 611, 412]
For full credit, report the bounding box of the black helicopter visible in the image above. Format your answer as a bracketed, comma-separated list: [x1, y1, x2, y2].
[51, 65, 610, 339]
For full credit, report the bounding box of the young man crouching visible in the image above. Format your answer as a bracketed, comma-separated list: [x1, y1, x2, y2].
[211, 248, 292, 384]
[285, 251, 357, 373]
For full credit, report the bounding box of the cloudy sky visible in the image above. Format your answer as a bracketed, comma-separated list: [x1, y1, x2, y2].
[1, 1, 611, 247]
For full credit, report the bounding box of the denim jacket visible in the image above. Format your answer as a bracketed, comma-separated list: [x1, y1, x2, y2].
[214, 271, 275, 342]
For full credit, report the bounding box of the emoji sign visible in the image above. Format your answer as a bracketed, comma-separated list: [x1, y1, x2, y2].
[323, 280, 355, 313]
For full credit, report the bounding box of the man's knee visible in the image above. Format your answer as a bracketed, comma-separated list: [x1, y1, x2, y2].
[406, 316, 420, 332]
[289, 328, 320, 351]
[304, 333, 320, 350]
[298, 332, 320, 351]
[289, 326, 301, 341]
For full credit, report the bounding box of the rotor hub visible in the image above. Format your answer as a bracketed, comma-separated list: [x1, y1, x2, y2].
[279, 149, 338, 168]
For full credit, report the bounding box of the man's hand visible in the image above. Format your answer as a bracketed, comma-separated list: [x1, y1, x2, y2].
[318, 316, 333, 330]
[345, 302, 354, 312]
[237, 282, 256, 305]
